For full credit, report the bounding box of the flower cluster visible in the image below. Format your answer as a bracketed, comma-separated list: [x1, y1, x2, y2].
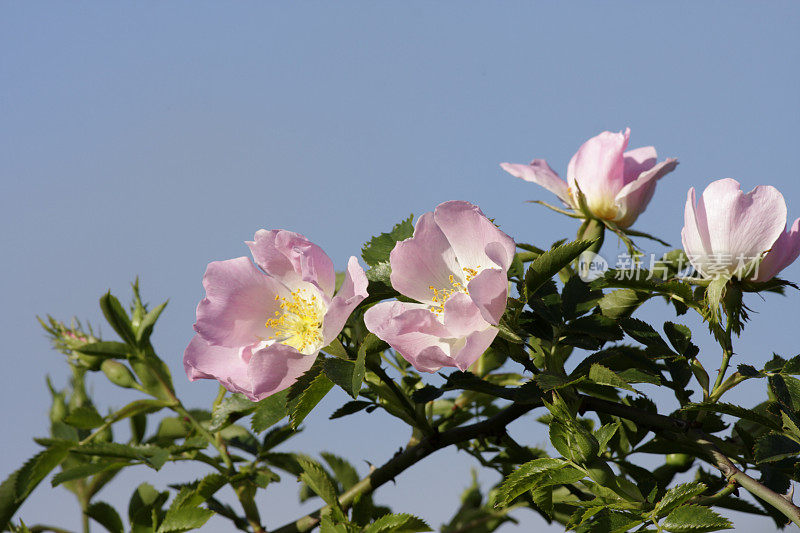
[186, 129, 800, 400]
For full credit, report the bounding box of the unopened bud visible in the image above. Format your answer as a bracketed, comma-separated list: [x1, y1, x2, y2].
[101, 360, 139, 389]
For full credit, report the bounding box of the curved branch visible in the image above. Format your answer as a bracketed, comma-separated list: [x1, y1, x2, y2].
[270, 402, 539, 533]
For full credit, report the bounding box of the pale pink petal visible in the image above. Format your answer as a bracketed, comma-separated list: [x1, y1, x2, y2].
[441, 292, 490, 337]
[247, 229, 336, 297]
[322, 256, 369, 344]
[755, 218, 800, 281]
[622, 146, 657, 182]
[194, 257, 283, 347]
[450, 327, 499, 371]
[433, 201, 516, 272]
[698, 179, 787, 267]
[247, 343, 318, 400]
[465, 269, 508, 325]
[681, 187, 714, 276]
[364, 301, 455, 372]
[183, 335, 251, 394]
[613, 158, 678, 228]
[414, 346, 459, 373]
[389, 212, 461, 305]
[567, 129, 630, 206]
[500, 160, 572, 206]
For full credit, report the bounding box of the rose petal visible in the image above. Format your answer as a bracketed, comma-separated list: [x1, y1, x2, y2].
[247, 343, 318, 400]
[622, 146, 657, 182]
[465, 268, 508, 325]
[194, 257, 284, 347]
[614, 158, 678, 228]
[183, 335, 251, 393]
[389, 212, 461, 305]
[433, 200, 516, 272]
[500, 160, 572, 206]
[567, 129, 630, 209]
[756, 218, 800, 281]
[247, 229, 336, 297]
[322, 256, 369, 345]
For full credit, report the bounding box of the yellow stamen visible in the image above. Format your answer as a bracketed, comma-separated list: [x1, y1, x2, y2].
[265, 289, 325, 354]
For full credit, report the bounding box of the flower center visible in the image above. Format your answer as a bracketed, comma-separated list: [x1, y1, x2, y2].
[428, 266, 481, 315]
[265, 289, 325, 354]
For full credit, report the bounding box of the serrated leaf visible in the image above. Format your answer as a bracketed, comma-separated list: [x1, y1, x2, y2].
[661, 505, 731, 532]
[361, 215, 415, 266]
[653, 482, 707, 517]
[15, 441, 73, 501]
[525, 240, 595, 294]
[492, 458, 565, 508]
[251, 389, 290, 432]
[157, 507, 215, 533]
[324, 357, 362, 399]
[329, 400, 372, 420]
[619, 318, 674, 356]
[99, 291, 137, 345]
[52, 461, 127, 487]
[322, 338, 349, 359]
[209, 393, 257, 432]
[663, 322, 699, 358]
[681, 403, 781, 431]
[73, 442, 170, 470]
[594, 422, 619, 452]
[598, 288, 649, 320]
[588, 363, 637, 393]
[64, 405, 105, 429]
[288, 372, 334, 429]
[321, 452, 360, 491]
[298, 458, 339, 507]
[136, 301, 168, 344]
[87, 501, 124, 533]
[754, 432, 800, 463]
[363, 513, 432, 533]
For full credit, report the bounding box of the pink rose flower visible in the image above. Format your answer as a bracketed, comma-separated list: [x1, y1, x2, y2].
[364, 201, 515, 373]
[682, 178, 800, 281]
[184, 230, 368, 401]
[501, 128, 678, 228]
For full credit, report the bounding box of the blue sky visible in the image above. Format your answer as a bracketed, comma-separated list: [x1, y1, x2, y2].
[2, 2, 799, 531]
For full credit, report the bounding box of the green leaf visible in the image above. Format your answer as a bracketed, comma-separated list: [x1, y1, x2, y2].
[330, 400, 372, 419]
[86, 501, 124, 533]
[108, 399, 169, 424]
[136, 301, 168, 344]
[251, 389, 290, 432]
[15, 441, 73, 501]
[661, 505, 732, 532]
[594, 422, 619, 452]
[99, 291, 137, 345]
[157, 507, 215, 533]
[0, 442, 73, 526]
[681, 403, 781, 432]
[74, 341, 131, 358]
[64, 405, 105, 429]
[754, 432, 800, 463]
[363, 513, 432, 533]
[705, 275, 730, 326]
[653, 482, 707, 517]
[324, 357, 361, 399]
[129, 482, 169, 528]
[663, 322, 696, 357]
[73, 442, 170, 470]
[598, 288, 649, 320]
[321, 452, 360, 491]
[288, 373, 334, 429]
[492, 458, 566, 508]
[525, 240, 594, 294]
[588, 363, 637, 393]
[322, 338, 349, 359]
[619, 318, 675, 356]
[298, 458, 339, 507]
[52, 461, 127, 487]
[209, 393, 257, 432]
[361, 215, 414, 266]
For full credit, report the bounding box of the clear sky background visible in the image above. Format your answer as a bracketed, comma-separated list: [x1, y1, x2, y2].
[2, 2, 799, 531]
